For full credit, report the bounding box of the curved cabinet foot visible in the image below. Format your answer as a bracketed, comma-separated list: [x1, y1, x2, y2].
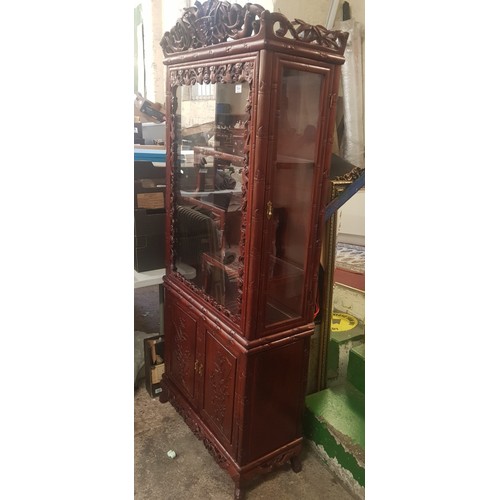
[234, 486, 244, 500]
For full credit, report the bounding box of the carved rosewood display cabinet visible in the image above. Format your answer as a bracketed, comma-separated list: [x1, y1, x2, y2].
[159, 2, 348, 498]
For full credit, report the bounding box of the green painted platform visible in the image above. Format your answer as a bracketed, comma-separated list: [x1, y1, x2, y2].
[347, 343, 365, 394]
[304, 383, 365, 487]
[327, 317, 364, 383]
[329, 321, 365, 344]
[307, 309, 365, 489]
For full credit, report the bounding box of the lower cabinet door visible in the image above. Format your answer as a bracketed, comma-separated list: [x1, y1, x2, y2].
[199, 327, 238, 455]
[166, 299, 199, 405]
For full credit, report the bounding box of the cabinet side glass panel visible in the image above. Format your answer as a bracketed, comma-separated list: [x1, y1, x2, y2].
[172, 82, 249, 315]
[264, 69, 324, 327]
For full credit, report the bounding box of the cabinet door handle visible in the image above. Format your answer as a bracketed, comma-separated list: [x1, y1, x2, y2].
[194, 359, 199, 372]
[266, 201, 273, 220]
[198, 363, 204, 376]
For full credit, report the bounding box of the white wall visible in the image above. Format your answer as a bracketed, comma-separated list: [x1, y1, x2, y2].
[135, 0, 169, 103]
[273, 0, 365, 29]
[341, 0, 364, 24]
[274, 0, 332, 26]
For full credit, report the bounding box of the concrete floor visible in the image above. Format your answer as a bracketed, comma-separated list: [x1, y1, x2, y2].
[135, 285, 357, 499]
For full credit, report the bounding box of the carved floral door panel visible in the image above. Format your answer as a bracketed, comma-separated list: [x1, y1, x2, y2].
[165, 286, 241, 454]
[166, 299, 199, 405]
[199, 327, 239, 455]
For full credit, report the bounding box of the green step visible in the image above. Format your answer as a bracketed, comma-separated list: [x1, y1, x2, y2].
[304, 383, 365, 487]
[327, 313, 364, 383]
[347, 343, 365, 393]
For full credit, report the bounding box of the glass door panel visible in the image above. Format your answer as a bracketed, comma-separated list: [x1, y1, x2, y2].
[264, 68, 324, 327]
[172, 81, 249, 315]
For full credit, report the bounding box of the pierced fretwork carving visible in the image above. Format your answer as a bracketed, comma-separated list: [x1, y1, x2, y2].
[160, 1, 348, 57]
[203, 437, 230, 468]
[160, 1, 265, 55]
[268, 12, 349, 53]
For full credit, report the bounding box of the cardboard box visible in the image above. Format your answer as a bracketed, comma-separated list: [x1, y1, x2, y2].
[139, 99, 166, 123]
[144, 335, 165, 398]
[134, 162, 166, 209]
[134, 96, 166, 124]
[136, 192, 164, 210]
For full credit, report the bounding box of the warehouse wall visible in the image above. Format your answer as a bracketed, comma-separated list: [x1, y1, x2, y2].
[274, 0, 331, 25]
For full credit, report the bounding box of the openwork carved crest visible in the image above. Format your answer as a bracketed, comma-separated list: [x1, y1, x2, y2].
[160, 1, 348, 56]
[161, 1, 265, 54]
[274, 14, 349, 52]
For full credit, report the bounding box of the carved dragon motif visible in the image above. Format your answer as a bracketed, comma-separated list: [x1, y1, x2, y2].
[160, 1, 348, 56]
[269, 13, 349, 52]
[160, 1, 265, 55]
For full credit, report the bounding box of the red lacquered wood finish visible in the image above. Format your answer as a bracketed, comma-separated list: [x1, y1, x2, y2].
[160, 4, 347, 497]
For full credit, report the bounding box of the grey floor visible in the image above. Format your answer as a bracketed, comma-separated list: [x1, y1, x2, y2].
[134, 285, 357, 500]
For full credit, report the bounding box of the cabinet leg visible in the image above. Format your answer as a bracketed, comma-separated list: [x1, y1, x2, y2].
[234, 486, 244, 500]
[290, 455, 302, 473]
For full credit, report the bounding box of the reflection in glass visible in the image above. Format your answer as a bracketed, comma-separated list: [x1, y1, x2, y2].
[264, 69, 324, 326]
[172, 82, 249, 315]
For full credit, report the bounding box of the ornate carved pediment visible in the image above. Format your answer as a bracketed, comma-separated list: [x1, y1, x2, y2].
[160, 1, 265, 54]
[269, 13, 349, 52]
[160, 1, 348, 56]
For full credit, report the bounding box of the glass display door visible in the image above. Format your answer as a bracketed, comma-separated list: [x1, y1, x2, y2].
[262, 65, 326, 329]
[172, 80, 250, 316]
